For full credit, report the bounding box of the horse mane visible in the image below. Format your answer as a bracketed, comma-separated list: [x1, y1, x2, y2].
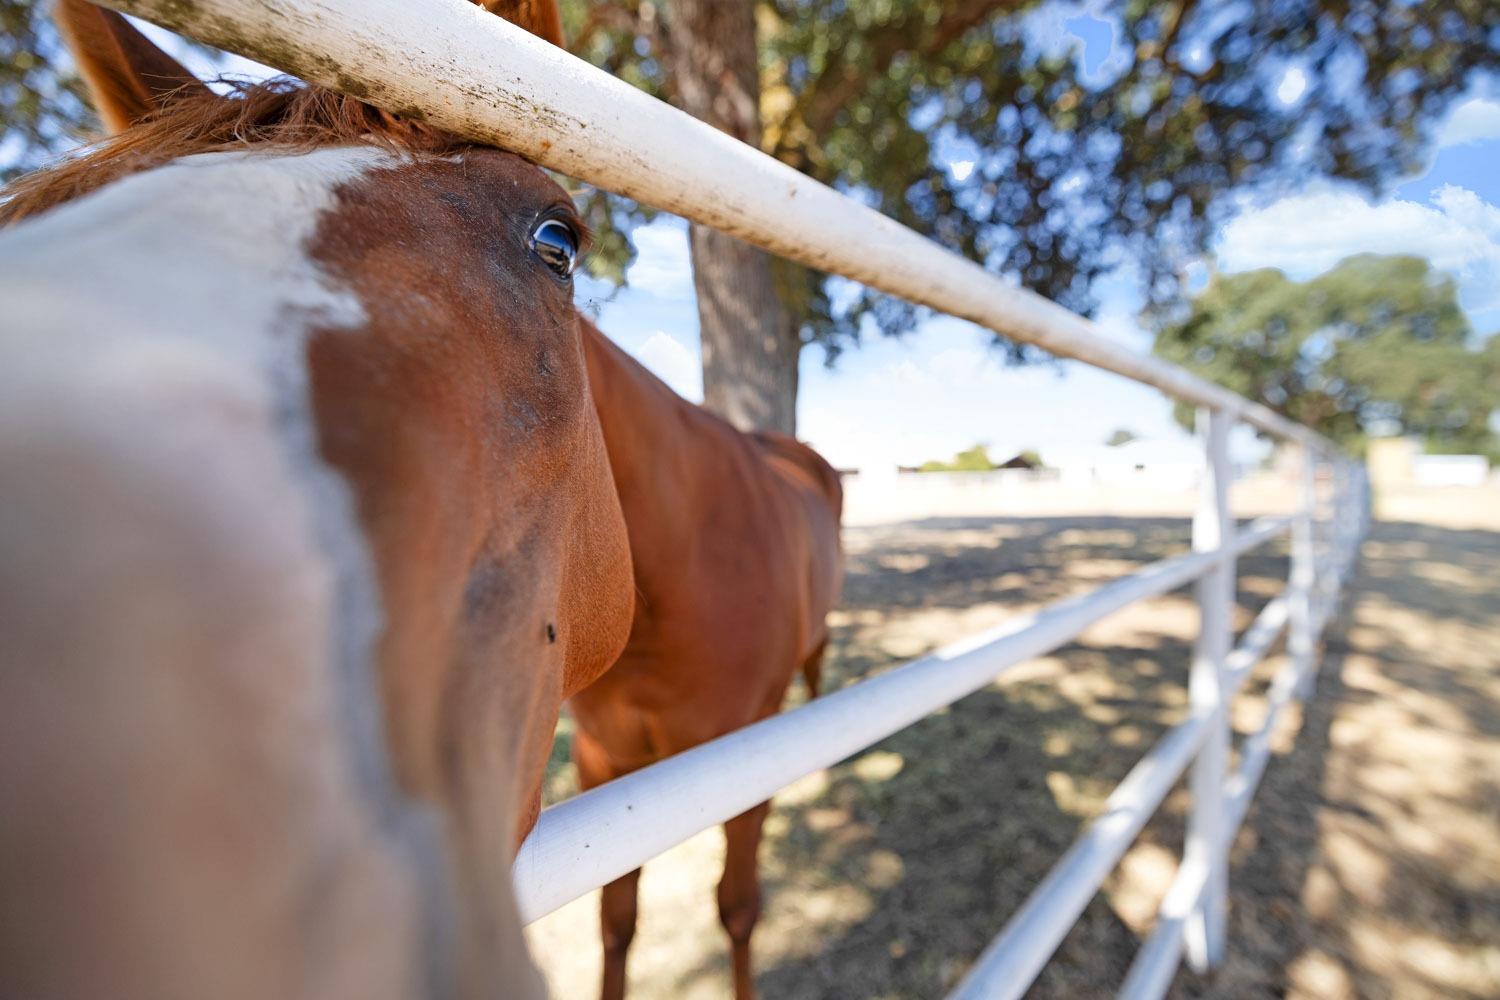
[0, 77, 463, 226]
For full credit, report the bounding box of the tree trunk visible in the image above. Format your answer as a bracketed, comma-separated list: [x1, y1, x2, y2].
[669, 0, 799, 435]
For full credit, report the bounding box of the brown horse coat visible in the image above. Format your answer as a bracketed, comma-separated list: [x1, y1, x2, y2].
[572, 322, 845, 999]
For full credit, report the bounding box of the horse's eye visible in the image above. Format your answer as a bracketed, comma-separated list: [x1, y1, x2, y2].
[530, 219, 579, 278]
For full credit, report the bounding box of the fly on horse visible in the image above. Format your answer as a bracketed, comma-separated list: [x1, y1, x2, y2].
[0, 2, 631, 997]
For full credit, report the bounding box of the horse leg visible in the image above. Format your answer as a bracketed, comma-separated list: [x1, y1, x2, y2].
[573, 728, 640, 1000]
[800, 635, 828, 699]
[597, 867, 642, 1000]
[718, 800, 771, 1000]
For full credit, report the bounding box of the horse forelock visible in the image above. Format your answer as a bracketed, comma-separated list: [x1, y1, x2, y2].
[0, 77, 463, 226]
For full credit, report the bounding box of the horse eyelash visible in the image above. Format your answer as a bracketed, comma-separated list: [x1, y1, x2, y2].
[568, 213, 595, 256]
[561, 213, 595, 275]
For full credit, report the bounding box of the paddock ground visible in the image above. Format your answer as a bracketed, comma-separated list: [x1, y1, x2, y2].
[527, 478, 1500, 999]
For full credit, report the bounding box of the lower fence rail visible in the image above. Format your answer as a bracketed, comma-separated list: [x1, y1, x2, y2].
[1118, 589, 1352, 1000]
[1117, 464, 1367, 1000]
[514, 513, 1296, 922]
[515, 463, 1367, 1000]
[515, 457, 1366, 998]
[946, 580, 1302, 1000]
[947, 448, 1368, 1000]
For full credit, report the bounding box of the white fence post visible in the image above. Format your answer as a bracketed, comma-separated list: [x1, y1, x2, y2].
[1184, 407, 1233, 972]
[1290, 448, 1318, 698]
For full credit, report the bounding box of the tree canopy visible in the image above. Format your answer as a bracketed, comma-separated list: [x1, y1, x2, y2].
[4, 0, 1496, 377]
[563, 0, 1497, 360]
[917, 445, 1048, 471]
[1152, 254, 1500, 459]
[919, 444, 997, 472]
[1, 0, 94, 181]
[1, 0, 230, 182]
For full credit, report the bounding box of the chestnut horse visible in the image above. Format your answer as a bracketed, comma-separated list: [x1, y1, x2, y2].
[0, 2, 629, 998]
[419, 13, 838, 997]
[575, 327, 844, 1000]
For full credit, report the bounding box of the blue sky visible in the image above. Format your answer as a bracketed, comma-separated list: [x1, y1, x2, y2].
[134, 15, 1500, 471]
[588, 94, 1500, 472]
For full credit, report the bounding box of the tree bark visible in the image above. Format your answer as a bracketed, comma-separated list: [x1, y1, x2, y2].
[668, 0, 799, 435]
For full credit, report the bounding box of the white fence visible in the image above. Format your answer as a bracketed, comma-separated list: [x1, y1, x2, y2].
[98, 1, 1370, 994]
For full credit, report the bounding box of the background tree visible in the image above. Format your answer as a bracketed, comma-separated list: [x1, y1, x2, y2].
[0, 0, 94, 181]
[668, 0, 797, 433]
[1153, 254, 1500, 460]
[1105, 428, 1138, 447]
[1, 0, 226, 182]
[919, 444, 998, 473]
[561, 0, 1496, 435]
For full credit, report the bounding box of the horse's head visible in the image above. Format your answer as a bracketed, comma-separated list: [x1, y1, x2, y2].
[1, 0, 626, 995]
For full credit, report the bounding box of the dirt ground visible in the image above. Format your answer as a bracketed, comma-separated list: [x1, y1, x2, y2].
[526, 480, 1500, 999]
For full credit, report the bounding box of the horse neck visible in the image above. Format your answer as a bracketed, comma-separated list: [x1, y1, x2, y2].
[580, 319, 700, 500]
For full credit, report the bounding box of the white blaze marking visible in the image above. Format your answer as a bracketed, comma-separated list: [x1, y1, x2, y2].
[2, 146, 382, 347]
[0, 146, 455, 971]
[1, 145, 389, 698]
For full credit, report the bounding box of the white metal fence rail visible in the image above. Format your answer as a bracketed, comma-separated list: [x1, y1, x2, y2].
[95, 0, 1371, 994]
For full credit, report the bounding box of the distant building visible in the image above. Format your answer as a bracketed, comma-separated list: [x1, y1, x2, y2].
[1368, 437, 1491, 488]
[1413, 455, 1491, 486]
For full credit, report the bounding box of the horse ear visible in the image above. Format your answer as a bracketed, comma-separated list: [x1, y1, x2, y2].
[54, 0, 213, 133]
[477, 0, 566, 48]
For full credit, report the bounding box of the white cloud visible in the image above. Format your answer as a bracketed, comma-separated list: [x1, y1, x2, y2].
[1432, 185, 1500, 242]
[1435, 96, 1500, 149]
[1216, 184, 1500, 311]
[632, 331, 702, 402]
[866, 343, 1012, 394]
[625, 220, 694, 301]
[1275, 67, 1307, 106]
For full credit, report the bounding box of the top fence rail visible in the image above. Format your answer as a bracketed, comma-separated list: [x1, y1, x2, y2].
[104, 0, 1328, 450]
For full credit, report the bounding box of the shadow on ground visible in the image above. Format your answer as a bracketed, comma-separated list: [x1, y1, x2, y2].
[749, 516, 1287, 1000]
[537, 513, 1500, 1000]
[1169, 519, 1500, 1000]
